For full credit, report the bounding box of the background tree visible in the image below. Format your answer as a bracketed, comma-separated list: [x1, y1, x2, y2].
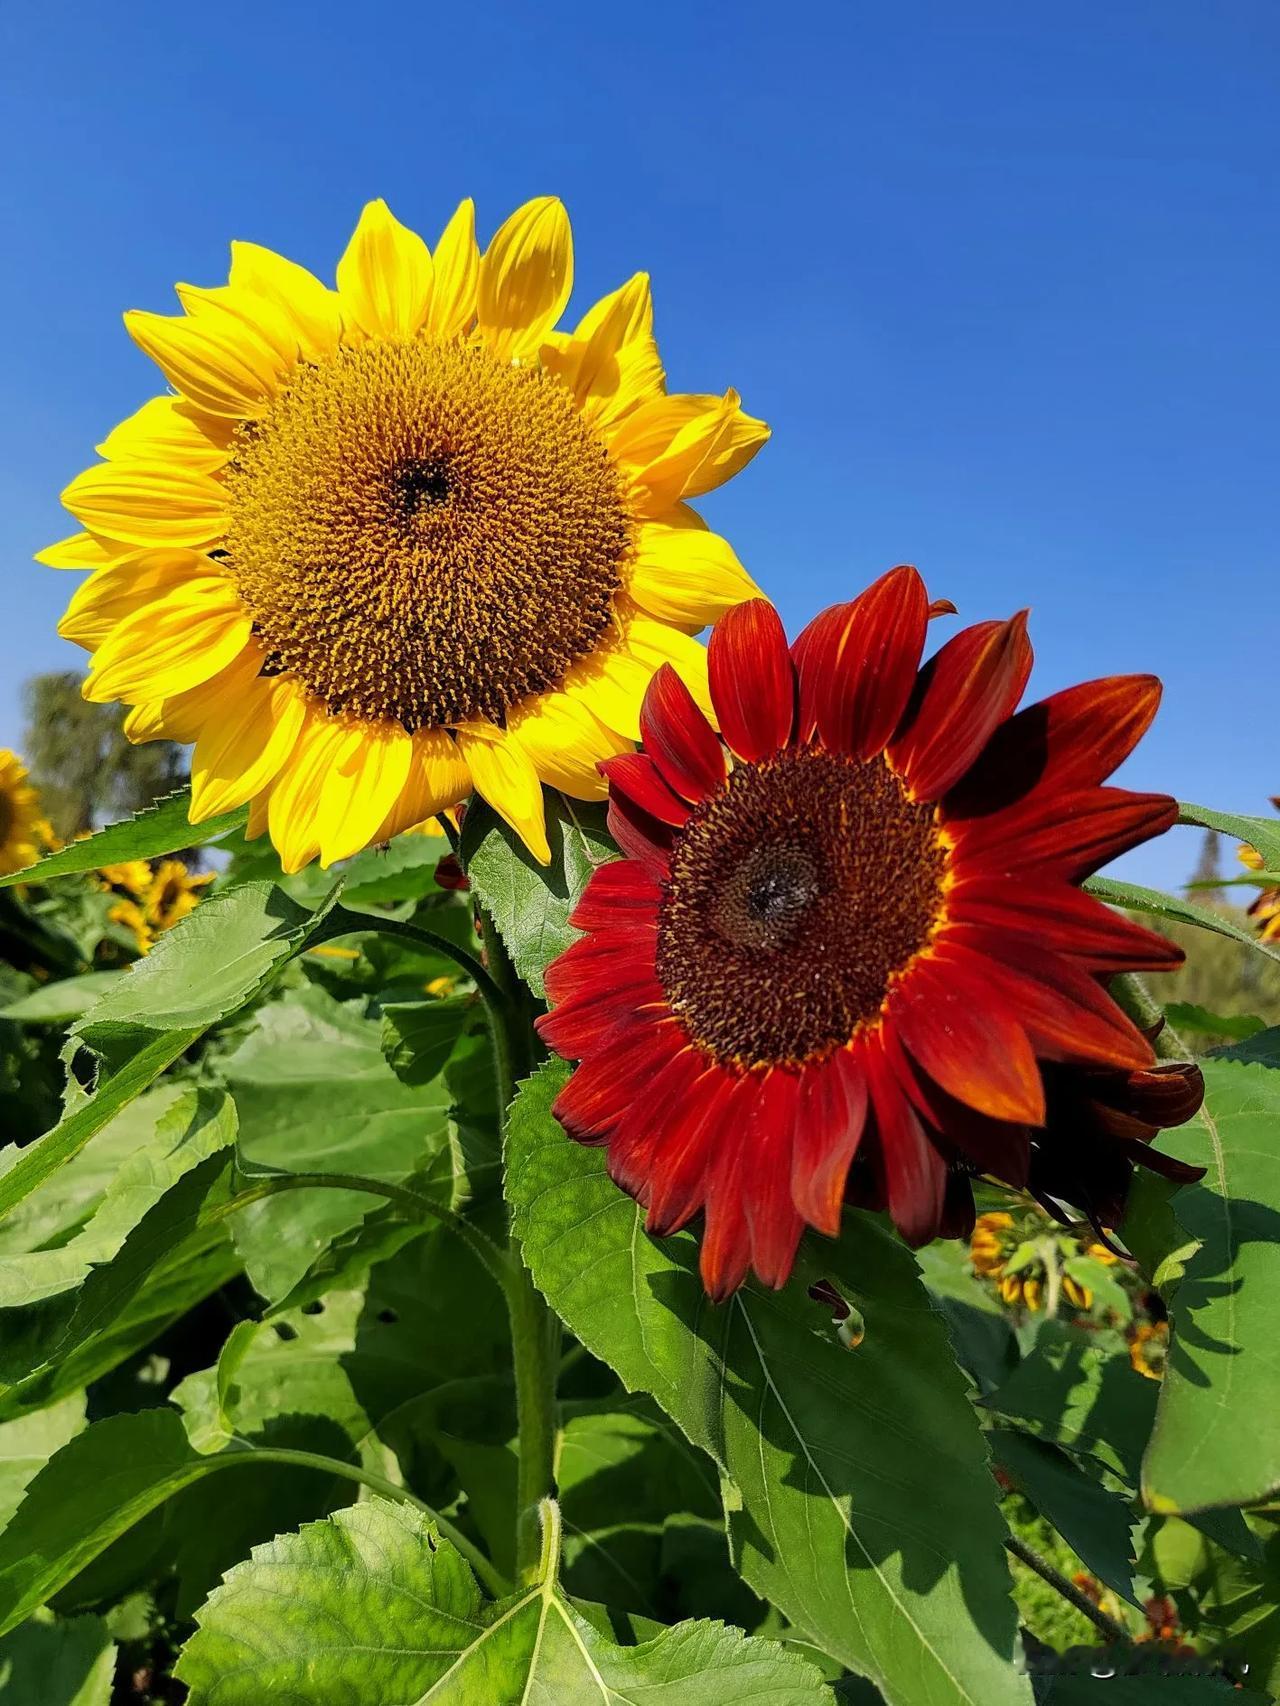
[21, 671, 186, 840]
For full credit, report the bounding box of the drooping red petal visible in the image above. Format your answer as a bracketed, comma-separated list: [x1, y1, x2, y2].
[1090, 1061, 1206, 1140]
[639, 663, 726, 804]
[699, 1077, 758, 1300]
[939, 1170, 977, 1239]
[569, 859, 663, 931]
[644, 1061, 737, 1236]
[607, 789, 676, 873]
[600, 752, 692, 827]
[950, 786, 1178, 881]
[947, 878, 1183, 972]
[884, 1021, 1031, 1187]
[789, 1044, 869, 1235]
[536, 971, 664, 1058]
[792, 565, 929, 756]
[887, 950, 1045, 1123]
[946, 675, 1163, 819]
[889, 611, 1032, 801]
[1119, 1136, 1206, 1186]
[740, 1068, 806, 1288]
[551, 1018, 685, 1141]
[865, 1029, 947, 1246]
[948, 930, 1154, 1069]
[708, 598, 795, 763]
[606, 1040, 710, 1201]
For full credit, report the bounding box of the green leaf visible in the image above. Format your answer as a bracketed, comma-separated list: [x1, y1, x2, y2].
[223, 985, 456, 1300]
[0, 974, 123, 1025]
[1033, 1677, 1252, 1704]
[462, 795, 615, 997]
[0, 1614, 115, 1705]
[1085, 876, 1280, 966]
[1178, 803, 1280, 872]
[507, 1061, 1030, 1706]
[339, 831, 450, 907]
[1142, 1028, 1280, 1513]
[0, 1394, 86, 1532]
[0, 790, 245, 890]
[989, 1429, 1137, 1604]
[379, 992, 471, 1086]
[1163, 1003, 1266, 1043]
[175, 1497, 836, 1703]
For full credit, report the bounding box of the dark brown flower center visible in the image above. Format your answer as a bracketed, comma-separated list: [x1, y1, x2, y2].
[656, 749, 948, 1068]
[222, 340, 632, 730]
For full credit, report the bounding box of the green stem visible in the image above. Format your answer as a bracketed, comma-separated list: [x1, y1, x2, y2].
[1004, 1533, 1128, 1643]
[313, 905, 508, 1017]
[1111, 971, 1188, 1061]
[226, 1442, 510, 1597]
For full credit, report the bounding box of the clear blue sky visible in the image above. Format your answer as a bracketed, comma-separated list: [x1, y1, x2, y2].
[2, 2, 1275, 890]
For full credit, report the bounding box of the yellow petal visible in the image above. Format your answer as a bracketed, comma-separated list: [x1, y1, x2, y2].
[125, 307, 282, 419]
[246, 791, 270, 842]
[316, 720, 414, 866]
[229, 240, 343, 364]
[124, 641, 269, 745]
[427, 199, 479, 340]
[506, 689, 629, 800]
[175, 281, 300, 377]
[85, 578, 252, 703]
[190, 673, 308, 823]
[96, 396, 231, 472]
[35, 532, 128, 570]
[621, 611, 715, 722]
[336, 199, 433, 342]
[610, 389, 770, 514]
[61, 458, 226, 553]
[625, 520, 762, 629]
[477, 196, 573, 362]
[267, 710, 352, 874]
[542, 272, 666, 431]
[556, 628, 657, 740]
[58, 549, 209, 648]
[122, 701, 169, 743]
[372, 728, 472, 842]
[455, 726, 551, 864]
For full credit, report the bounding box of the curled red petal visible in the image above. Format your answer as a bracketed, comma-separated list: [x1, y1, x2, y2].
[640, 663, 726, 804]
[606, 789, 675, 873]
[890, 611, 1033, 801]
[792, 565, 929, 756]
[708, 598, 795, 762]
[789, 1044, 869, 1235]
[601, 752, 692, 827]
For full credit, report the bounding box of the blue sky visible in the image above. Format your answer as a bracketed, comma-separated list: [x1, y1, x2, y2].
[1, 2, 1275, 890]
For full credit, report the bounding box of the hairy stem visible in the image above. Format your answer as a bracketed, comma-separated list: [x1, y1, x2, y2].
[1004, 1533, 1128, 1643]
[1111, 971, 1188, 1061]
[313, 904, 508, 1017]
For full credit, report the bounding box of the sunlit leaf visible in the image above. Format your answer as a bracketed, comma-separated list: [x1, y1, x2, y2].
[0, 790, 244, 891]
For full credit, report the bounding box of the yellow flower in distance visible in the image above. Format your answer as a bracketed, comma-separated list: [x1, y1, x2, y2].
[0, 751, 56, 877]
[103, 856, 213, 952]
[46, 198, 769, 870]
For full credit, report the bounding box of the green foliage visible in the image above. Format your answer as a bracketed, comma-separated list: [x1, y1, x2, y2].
[0, 788, 244, 890]
[0, 1613, 115, 1705]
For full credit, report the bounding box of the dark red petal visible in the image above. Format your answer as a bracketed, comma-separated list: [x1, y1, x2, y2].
[644, 1062, 736, 1236]
[736, 1069, 806, 1288]
[946, 675, 1163, 819]
[699, 1078, 757, 1300]
[708, 598, 795, 762]
[948, 931, 1154, 1069]
[542, 929, 656, 1004]
[600, 752, 692, 827]
[1120, 1136, 1206, 1187]
[551, 1020, 684, 1141]
[569, 859, 662, 931]
[640, 663, 726, 804]
[885, 1022, 1031, 1187]
[790, 1044, 869, 1235]
[950, 787, 1178, 881]
[1090, 1061, 1205, 1139]
[607, 790, 675, 873]
[887, 951, 1045, 1123]
[947, 878, 1184, 973]
[890, 612, 1033, 801]
[792, 565, 929, 756]
[536, 974, 664, 1057]
[866, 1029, 947, 1246]
[606, 1040, 709, 1201]
[939, 1170, 977, 1240]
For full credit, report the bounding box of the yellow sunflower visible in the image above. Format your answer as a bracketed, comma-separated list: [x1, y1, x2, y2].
[103, 856, 214, 952]
[0, 750, 55, 877]
[45, 197, 768, 869]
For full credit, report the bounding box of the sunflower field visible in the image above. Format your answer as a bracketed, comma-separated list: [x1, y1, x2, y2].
[1, 195, 1278, 1706]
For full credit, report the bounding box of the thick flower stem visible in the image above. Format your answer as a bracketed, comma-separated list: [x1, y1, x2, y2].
[1111, 971, 1188, 1061]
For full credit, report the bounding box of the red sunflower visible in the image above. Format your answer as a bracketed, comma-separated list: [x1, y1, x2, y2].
[536, 566, 1186, 1299]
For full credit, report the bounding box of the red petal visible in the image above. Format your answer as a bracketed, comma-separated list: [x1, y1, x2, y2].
[708, 598, 795, 763]
[948, 931, 1154, 1069]
[884, 1019, 1031, 1187]
[644, 1062, 736, 1236]
[888, 951, 1045, 1123]
[947, 878, 1183, 972]
[569, 859, 663, 931]
[740, 1069, 806, 1288]
[601, 752, 692, 827]
[699, 1078, 757, 1300]
[536, 974, 664, 1057]
[946, 675, 1163, 819]
[551, 1020, 684, 1140]
[792, 565, 929, 756]
[607, 790, 675, 873]
[640, 664, 726, 804]
[790, 1044, 869, 1235]
[865, 1029, 947, 1246]
[890, 612, 1032, 801]
[952, 787, 1178, 880]
[542, 930, 656, 1004]
[939, 1170, 977, 1239]
[606, 1040, 709, 1200]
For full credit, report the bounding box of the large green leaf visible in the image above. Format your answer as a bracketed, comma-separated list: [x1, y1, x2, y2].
[0, 1614, 115, 1704]
[379, 991, 472, 1086]
[175, 1497, 835, 1703]
[462, 795, 615, 996]
[1142, 1029, 1280, 1513]
[0, 974, 123, 1025]
[1085, 877, 1280, 967]
[989, 1429, 1136, 1604]
[0, 1394, 86, 1531]
[0, 789, 245, 890]
[507, 1061, 1030, 1706]
[1178, 803, 1280, 872]
[1034, 1677, 1253, 1704]
[223, 985, 456, 1300]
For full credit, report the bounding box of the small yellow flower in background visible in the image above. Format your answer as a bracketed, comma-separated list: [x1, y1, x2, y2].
[0, 750, 57, 877]
[969, 1212, 1014, 1278]
[101, 857, 213, 953]
[98, 859, 153, 898]
[1060, 1274, 1093, 1310]
[1129, 1319, 1169, 1380]
[45, 197, 769, 873]
[424, 975, 457, 998]
[145, 858, 215, 933]
[1239, 836, 1280, 941]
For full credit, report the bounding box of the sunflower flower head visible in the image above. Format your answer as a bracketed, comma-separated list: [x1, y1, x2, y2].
[45, 198, 768, 873]
[538, 571, 1192, 1299]
[0, 751, 56, 877]
[102, 856, 213, 953]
